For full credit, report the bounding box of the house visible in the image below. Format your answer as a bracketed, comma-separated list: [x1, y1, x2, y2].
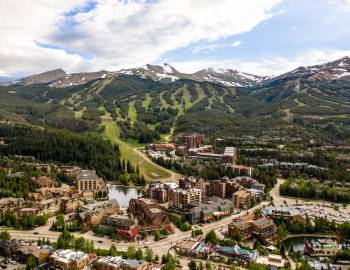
[233, 190, 252, 209]
[32, 176, 55, 188]
[94, 256, 148, 270]
[50, 249, 96, 270]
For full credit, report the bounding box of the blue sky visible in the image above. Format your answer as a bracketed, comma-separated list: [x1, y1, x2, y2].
[1, 0, 350, 78]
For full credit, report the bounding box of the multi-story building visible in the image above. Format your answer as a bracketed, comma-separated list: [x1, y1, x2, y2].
[179, 134, 204, 148]
[188, 196, 234, 224]
[76, 170, 102, 194]
[223, 147, 237, 164]
[169, 188, 202, 210]
[232, 176, 265, 191]
[50, 249, 96, 270]
[179, 177, 205, 191]
[228, 220, 253, 241]
[32, 176, 55, 188]
[94, 256, 148, 270]
[128, 198, 170, 231]
[150, 143, 176, 152]
[60, 165, 82, 177]
[262, 206, 304, 223]
[36, 198, 61, 216]
[233, 189, 252, 209]
[228, 217, 276, 241]
[0, 198, 25, 216]
[101, 214, 138, 241]
[78, 199, 119, 229]
[208, 180, 226, 198]
[250, 217, 277, 239]
[60, 197, 80, 214]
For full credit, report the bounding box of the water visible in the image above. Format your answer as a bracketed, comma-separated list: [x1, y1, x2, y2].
[282, 236, 337, 253]
[108, 185, 143, 208]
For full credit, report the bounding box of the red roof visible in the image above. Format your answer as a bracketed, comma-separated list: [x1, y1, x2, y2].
[116, 227, 139, 238]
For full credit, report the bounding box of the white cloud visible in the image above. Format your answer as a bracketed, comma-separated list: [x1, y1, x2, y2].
[192, 44, 222, 54]
[0, 0, 282, 77]
[329, 0, 350, 11]
[173, 49, 350, 76]
[231, 41, 243, 47]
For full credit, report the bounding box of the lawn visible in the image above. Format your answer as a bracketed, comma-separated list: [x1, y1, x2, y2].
[102, 122, 171, 180]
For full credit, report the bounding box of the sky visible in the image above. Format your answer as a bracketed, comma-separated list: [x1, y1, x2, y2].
[1, 0, 350, 79]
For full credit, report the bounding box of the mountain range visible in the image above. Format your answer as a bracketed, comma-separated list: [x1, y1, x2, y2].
[13, 56, 350, 89]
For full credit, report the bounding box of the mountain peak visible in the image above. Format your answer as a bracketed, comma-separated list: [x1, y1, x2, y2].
[20, 68, 66, 85]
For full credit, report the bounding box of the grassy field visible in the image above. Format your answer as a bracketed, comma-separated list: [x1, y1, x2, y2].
[102, 122, 171, 180]
[141, 93, 152, 109]
[128, 100, 138, 123]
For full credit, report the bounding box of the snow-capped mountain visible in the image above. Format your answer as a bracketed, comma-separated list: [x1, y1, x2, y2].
[192, 67, 264, 87]
[14, 56, 350, 89]
[119, 63, 184, 82]
[265, 56, 350, 84]
[118, 64, 264, 87]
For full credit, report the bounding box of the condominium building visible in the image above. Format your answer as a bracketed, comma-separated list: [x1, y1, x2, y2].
[179, 134, 204, 148]
[146, 182, 178, 203]
[76, 170, 102, 194]
[223, 147, 237, 164]
[49, 249, 96, 270]
[169, 188, 202, 210]
[233, 189, 252, 209]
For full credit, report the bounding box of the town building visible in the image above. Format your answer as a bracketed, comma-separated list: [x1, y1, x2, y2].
[128, 198, 171, 232]
[32, 176, 55, 188]
[262, 206, 304, 223]
[78, 199, 120, 229]
[60, 165, 82, 177]
[145, 182, 178, 203]
[228, 216, 276, 241]
[150, 143, 176, 152]
[250, 217, 277, 240]
[49, 249, 96, 270]
[304, 239, 339, 257]
[179, 134, 204, 148]
[187, 196, 234, 224]
[94, 256, 148, 270]
[232, 176, 265, 191]
[60, 197, 80, 214]
[169, 188, 202, 210]
[36, 198, 61, 216]
[228, 220, 253, 241]
[208, 180, 226, 198]
[76, 169, 102, 194]
[0, 198, 25, 215]
[233, 189, 252, 209]
[223, 147, 237, 164]
[256, 254, 286, 269]
[101, 214, 139, 241]
[14, 246, 51, 266]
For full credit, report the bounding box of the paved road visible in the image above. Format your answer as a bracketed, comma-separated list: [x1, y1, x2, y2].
[2, 201, 268, 257]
